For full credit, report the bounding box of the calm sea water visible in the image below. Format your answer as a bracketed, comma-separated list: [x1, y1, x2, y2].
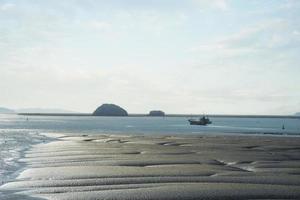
[1, 114, 300, 136]
[0, 113, 300, 187]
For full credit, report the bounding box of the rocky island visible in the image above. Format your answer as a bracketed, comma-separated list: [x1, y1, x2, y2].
[149, 110, 165, 116]
[93, 104, 128, 116]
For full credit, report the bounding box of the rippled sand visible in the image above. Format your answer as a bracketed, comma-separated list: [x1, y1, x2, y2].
[1, 134, 300, 199]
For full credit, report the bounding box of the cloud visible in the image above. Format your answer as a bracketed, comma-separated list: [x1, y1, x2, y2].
[88, 20, 112, 30]
[279, 0, 300, 9]
[0, 2, 15, 11]
[293, 30, 300, 36]
[187, 19, 298, 58]
[193, 0, 229, 11]
[212, 0, 229, 11]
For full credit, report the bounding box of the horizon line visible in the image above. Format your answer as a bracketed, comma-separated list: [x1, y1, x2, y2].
[14, 113, 300, 119]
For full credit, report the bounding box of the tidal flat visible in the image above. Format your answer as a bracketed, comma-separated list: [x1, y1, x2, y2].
[1, 133, 300, 199]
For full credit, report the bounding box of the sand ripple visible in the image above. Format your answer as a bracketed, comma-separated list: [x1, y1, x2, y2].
[1, 134, 300, 199]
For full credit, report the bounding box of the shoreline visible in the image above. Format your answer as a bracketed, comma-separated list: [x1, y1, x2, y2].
[0, 132, 55, 200]
[0, 132, 50, 183]
[1, 133, 300, 199]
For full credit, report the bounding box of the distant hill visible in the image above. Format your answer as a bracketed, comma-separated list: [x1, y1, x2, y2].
[295, 112, 300, 116]
[16, 108, 76, 113]
[0, 107, 15, 113]
[93, 104, 128, 116]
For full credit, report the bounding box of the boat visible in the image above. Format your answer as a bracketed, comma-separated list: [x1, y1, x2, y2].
[188, 116, 212, 125]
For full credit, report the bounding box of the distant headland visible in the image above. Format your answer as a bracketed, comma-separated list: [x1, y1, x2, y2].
[0, 107, 15, 113]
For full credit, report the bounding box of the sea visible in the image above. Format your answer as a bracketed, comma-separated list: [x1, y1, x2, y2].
[0, 113, 300, 188]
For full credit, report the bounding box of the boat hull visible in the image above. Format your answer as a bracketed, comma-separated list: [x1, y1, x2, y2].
[188, 119, 211, 125]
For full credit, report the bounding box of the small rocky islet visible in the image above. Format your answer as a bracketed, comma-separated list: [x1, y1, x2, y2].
[93, 104, 128, 116]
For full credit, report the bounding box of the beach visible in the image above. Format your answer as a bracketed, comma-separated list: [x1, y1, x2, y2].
[1, 0, 299, 198]
[1, 133, 300, 199]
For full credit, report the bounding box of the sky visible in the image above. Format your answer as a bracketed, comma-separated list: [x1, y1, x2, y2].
[0, 0, 300, 114]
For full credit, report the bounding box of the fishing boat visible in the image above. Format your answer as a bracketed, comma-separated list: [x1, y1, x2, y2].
[188, 116, 212, 125]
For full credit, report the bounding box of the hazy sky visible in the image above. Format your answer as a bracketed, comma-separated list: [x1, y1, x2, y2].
[1, 0, 299, 114]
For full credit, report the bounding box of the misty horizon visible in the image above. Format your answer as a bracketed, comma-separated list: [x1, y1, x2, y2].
[1, 105, 299, 116]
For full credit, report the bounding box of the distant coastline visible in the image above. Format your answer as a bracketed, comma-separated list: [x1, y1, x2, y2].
[17, 113, 300, 119]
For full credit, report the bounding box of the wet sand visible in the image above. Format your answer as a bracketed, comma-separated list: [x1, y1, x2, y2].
[1, 134, 300, 199]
